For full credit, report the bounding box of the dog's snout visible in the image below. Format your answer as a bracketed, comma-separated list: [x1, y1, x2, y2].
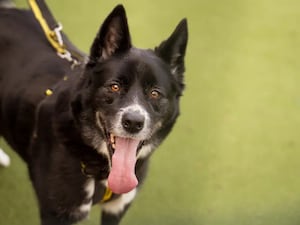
[122, 111, 145, 133]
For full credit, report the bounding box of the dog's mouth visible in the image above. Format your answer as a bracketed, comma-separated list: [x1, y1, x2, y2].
[105, 133, 143, 194]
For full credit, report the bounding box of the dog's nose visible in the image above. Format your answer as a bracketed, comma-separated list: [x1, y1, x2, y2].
[122, 112, 145, 133]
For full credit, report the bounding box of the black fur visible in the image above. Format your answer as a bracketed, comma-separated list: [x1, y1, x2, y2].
[0, 3, 188, 225]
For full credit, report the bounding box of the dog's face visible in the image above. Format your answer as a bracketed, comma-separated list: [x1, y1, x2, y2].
[72, 5, 188, 194]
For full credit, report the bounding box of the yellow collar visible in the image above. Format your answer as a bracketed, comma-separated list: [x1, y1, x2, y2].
[101, 187, 113, 203]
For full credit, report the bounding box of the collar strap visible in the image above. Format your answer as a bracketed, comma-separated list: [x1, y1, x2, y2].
[101, 187, 113, 203]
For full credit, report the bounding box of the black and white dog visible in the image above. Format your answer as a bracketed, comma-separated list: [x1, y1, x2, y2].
[0, 1, 188, 224]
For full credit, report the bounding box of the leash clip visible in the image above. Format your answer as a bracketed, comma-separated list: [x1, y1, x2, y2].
[53, 23, 63, 46]
[53, 23, 76, 65]
[57, 50, 73, 62]
[52, 23, 80, 68]
[57, 45, 80, 69]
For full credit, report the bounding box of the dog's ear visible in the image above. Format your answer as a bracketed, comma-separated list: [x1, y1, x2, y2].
[155, 19, 188, 90]
[87, 5, 131, 66]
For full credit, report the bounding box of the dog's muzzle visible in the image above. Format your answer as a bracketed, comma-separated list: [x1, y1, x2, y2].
[96, 105, 151, 194]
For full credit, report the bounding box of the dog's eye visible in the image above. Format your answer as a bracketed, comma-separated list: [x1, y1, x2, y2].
[111, 84, 120, 92]
[150, 90, 160, 99]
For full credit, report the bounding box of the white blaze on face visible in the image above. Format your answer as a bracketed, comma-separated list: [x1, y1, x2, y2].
[112, 104, 151, 140]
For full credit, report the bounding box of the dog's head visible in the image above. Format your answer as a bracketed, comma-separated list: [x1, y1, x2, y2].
[72, 5, 188, 194]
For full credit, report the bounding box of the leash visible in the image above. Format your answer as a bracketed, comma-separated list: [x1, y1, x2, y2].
[28, 0, 87, 68]
[28, 0, 88, 96]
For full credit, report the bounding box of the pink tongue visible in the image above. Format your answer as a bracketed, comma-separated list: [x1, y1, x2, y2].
[108, 137, 139, 194]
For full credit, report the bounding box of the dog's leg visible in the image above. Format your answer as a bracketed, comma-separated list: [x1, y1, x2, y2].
[40, 214, 73, 225]
[101, 188, 137, 225]
[0, 147, 10, 167]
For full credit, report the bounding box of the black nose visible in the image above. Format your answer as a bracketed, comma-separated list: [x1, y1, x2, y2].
[122, 112, 145, 133]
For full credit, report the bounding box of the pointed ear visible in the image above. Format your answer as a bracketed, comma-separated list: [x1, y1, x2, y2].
[88, 5, 131, 66]
[155, 19, 188, 89]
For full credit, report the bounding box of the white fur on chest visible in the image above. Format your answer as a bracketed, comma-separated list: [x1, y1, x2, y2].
[137, 144, 153, 159]
[77, 178, 95, 214]
[102, 188, 137, 215]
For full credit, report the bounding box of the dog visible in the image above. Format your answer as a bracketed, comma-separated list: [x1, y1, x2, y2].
[0, 1, 188, 224]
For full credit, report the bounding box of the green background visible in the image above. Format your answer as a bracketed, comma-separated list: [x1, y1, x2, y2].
[1, 0, 300, 224]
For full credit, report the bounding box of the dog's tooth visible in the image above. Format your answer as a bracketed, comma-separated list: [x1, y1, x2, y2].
[112, 143, 116, 149]
[110, 134, 115, 144]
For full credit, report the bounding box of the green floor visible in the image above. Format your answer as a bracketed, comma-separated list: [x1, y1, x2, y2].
[1, 0, 300, 224]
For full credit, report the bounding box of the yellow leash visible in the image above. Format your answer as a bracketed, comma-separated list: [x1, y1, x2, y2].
[28, 0, 66, 55]
[28, 0, 80, 66]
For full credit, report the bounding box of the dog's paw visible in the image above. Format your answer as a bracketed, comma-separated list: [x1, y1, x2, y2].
[0, 148, 10, 167]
